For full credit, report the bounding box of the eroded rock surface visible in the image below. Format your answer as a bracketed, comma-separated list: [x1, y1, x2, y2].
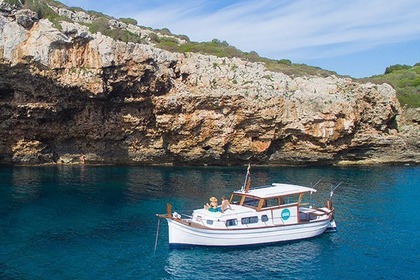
[0, 3, 418, 165]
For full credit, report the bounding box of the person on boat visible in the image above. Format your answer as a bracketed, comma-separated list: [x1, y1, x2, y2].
[204, 197, 220, 212]
[221, 196, 231, 212]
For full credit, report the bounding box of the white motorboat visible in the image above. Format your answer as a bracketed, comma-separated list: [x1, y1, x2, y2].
[157, 165, 337, 248]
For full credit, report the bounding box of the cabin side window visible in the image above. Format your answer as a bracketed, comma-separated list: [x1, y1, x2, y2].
[243, 197, 259, 207]
[206, 220, 214, 225]
[261, 215, 269, 222]
[298, 193, 310, 206]
[225, 219, 238, 227]
[241, 216, 259, 225]
[265, 198, 282, 207]
[283, 194, 300, 205]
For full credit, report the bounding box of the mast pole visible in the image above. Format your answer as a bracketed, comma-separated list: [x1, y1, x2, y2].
[242, 163, 251, 193]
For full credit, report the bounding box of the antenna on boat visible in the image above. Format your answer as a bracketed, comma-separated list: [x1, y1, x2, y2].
[330, 182, 342, 197]
[312, 179, 322, 189]
[241, 163, 251, 193]
[325, 182, 341, 211]
[309, 179, 322, 208]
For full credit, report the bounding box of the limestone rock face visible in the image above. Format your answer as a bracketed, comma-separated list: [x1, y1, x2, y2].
[0, 5, 418, 165]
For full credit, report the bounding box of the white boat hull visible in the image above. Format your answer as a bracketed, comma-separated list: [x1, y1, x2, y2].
[166, 218, 332, 247]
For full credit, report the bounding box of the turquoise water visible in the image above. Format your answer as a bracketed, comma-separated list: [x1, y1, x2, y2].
[0, 165, 419, 279]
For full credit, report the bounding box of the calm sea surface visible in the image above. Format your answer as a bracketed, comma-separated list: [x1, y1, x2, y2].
[0, 165, 419, 279]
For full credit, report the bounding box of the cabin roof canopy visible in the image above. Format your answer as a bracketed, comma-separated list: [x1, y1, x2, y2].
[234, 183, 317, 198]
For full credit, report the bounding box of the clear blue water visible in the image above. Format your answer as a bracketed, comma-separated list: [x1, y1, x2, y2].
[0, 165, 419, 279]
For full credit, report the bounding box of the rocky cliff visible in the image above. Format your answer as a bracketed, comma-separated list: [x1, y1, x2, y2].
[0, 1, 418, 165]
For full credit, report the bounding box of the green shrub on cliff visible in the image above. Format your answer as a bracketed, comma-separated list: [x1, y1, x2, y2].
[118, 17, 138, 26]
[5, 0, 64, 13]
[3, 0, 22, 6]
[156, 37, 180, 51]
[175, 39, 246, 59]
[88, 17, 109, 34]
[262, 58, 335, 77]
[4, 0, 68, 29]
[361, 63, 420, 107]
[384, 64, 412, 74]
[149, 32, 160, 43]
[87, 17, 144, 44]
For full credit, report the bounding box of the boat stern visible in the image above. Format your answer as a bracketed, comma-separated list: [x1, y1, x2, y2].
[325, 219, 337, 233]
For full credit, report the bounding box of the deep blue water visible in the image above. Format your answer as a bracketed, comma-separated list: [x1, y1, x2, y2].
[0, 165, 419, 279]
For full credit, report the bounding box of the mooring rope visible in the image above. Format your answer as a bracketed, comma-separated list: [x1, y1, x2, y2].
[153, 218, 161, 254]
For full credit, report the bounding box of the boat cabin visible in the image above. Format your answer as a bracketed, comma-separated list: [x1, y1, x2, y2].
[230, 183, 316, 212]
[189, 183, 321, 229]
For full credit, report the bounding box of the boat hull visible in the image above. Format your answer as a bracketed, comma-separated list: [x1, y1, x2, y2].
[166, 218, 332, 247]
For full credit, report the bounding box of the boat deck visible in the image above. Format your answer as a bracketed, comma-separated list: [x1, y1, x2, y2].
[192, 204, 256, 218]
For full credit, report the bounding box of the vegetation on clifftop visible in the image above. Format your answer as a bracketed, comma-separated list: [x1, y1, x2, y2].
[360, 63, 420, 107]
[3, 0, 335, 77]
[87, 17, 145, 44]
[3, 0, 418, 102]
[3, 0, 68, 28]
[155, 37, 336, 77]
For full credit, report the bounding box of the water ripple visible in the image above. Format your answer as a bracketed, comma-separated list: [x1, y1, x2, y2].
[0, 165, 419, 280]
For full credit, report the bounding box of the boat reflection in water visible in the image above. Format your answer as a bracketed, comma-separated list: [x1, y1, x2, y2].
[165, 239, 327, 278]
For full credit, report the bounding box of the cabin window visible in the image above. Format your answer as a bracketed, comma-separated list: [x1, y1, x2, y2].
[243, 197, 259, 207]
[261, 215, 269, 222]
[230, 194, 242, 205]
[225, 219, 238, 227]
[283, 194, 300, 205]
[206, 220, 214, 225]
[241, 216, 259, 225]
[265, 198, 282, 207]
[299, 193, 311, 206]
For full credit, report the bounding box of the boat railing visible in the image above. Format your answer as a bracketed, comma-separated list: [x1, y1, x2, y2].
[172, 211, 193, 220]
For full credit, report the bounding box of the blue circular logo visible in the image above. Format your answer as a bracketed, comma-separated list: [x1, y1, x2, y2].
[281, 209, 291, 220]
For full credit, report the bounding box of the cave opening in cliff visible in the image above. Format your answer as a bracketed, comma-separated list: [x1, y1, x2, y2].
[386, 115, 399, 131]
[0, 87, 15, 101]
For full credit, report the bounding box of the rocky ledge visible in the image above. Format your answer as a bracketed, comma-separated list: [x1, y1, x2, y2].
[0, 2, 418, 165]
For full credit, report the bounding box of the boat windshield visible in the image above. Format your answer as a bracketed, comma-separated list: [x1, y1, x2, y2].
[283, 194, 300, 205]
[230, 190, 312, 210]
[230, 194, 260, 208]
[230, 194, 243, 205]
